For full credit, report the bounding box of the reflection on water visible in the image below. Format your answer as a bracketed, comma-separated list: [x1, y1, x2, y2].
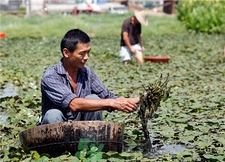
[160, 144, 186, 153]
[141, 144, 187, 158]
[0, 83, 18, 98]
[0, 114, 8, 123]
[124, 139, 187, 158]
[0, 113, 8, 145]
[0, 83, 16, 123]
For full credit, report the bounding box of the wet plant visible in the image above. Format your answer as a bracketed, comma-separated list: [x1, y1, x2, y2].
[138, 73, 170, 153]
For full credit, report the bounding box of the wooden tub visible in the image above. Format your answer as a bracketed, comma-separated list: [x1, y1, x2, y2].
[19, 121, 124, 157]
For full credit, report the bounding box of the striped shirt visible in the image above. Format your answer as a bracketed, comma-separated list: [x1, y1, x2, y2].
[41, 59, 117, 120]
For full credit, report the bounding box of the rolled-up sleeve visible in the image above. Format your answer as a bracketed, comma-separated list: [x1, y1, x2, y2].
[41, 74, 77, 110]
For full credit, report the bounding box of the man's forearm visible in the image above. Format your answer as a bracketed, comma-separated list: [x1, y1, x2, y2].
[124, 36, 132, 49]
[138, 35, 142, 47]
[69, 98, 114, 112]
[69, 97, 140, 113]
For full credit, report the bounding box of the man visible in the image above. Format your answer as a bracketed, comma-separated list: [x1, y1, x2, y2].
[120, 10, 149, 63]
[40, 29, 139, 125]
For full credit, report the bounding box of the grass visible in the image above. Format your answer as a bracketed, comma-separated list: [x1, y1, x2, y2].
[0, 11, 186, 38]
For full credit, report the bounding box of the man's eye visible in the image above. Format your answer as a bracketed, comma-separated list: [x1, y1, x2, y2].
[81, 50, 90, 56]
[80, 52, 87, 55]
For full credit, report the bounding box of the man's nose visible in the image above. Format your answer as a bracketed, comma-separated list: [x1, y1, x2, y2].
[84, 53, 89, 60]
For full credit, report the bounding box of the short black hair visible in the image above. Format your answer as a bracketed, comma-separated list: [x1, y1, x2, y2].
[60, 29, 90, 54]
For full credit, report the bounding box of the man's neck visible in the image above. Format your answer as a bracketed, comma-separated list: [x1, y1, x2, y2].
[62, 59, 78, 77]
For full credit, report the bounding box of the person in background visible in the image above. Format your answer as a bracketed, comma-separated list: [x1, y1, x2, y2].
[38, 29, 139, 125]
[119, 10, 150, 64]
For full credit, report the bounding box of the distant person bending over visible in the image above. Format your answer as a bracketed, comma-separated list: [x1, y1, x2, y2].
[120, 10, 150, 63]
[39, 29, 139, 125]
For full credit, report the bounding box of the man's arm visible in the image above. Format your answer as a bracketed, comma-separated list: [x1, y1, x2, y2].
[69, 97, 139, 113]
[137, 34, 142, 47]
[137, 34, 144, 51]
[70, 67, 139, 113]
[123, 32, 136, 54]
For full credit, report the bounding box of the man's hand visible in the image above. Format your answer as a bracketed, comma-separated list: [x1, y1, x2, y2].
[112, 97, 139, 113]
[130, 47, 136, 54]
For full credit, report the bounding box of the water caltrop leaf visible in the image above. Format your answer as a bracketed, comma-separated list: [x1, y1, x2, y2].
[120, 152, 132, 157]
[205, 119, 219, 125]
[35, 155, 50, 162]
[90, 146, 98, 152]
[175, 150, 193, 158]
[203, 154, 225, 161]
[78, 138, 91, 150]
[30, 150, 40, 160]
[170, 118, 188, 124]
[215, 138, 225, 146]
[126, 140, 137, 147]
[195, 141, 212, 148]
[105, 151, 119, 157]
[131, 152, 143, 161]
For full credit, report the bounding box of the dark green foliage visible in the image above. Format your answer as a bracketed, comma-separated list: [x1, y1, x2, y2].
[177, 0, 225, 33]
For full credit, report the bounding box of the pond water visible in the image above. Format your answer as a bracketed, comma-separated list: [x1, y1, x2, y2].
[124, 139, 187, 158]
[0, 83, 18, 98]
[160, 144, 186, 152]
[0, 83, 17, 123]
[151, 144, 186, 157]
[0, 114, 8, 123]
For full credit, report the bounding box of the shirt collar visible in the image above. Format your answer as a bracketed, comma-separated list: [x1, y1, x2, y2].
[55, 58, 66, 75]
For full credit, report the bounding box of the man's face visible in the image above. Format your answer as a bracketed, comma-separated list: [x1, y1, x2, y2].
[63, 42, 91, 69]
[132, 17, 140, 26]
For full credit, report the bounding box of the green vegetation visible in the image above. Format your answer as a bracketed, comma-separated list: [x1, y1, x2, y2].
[75, 138, 104, 161]
[0, 12, 225, 161]
[177, 0, 225, 34]
[0, 12, 185, 38]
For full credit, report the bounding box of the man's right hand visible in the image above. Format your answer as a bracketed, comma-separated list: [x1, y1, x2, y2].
[130, 47, 136, 54]
[112, 97, 139, 113]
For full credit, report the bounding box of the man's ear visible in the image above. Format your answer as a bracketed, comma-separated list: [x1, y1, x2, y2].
[63, 48, 70, 58]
